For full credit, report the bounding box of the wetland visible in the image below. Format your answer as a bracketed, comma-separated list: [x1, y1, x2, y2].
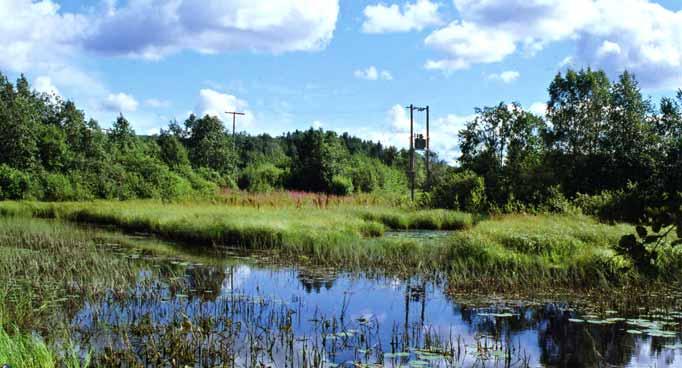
[1, 210, 681, 367]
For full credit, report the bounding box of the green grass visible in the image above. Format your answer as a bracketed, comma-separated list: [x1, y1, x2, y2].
[0, 200, 472, 249]
[1, 200, 675, 290]
[0, 217, 132, 368]
[442, 214, 638, 290]
[0, 323, 55, 368]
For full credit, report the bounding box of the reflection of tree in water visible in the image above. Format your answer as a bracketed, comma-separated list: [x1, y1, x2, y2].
[537, 306, 635, 367]
[297, 269, 337, 293]
[184, 265, 226, 300]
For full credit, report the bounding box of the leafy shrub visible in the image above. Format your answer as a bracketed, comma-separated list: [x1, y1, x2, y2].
[196, 167, 236, 189]
[41, 173, 75, 201]
[537, 185, 572, 213]
[238, 163, 285, 193]
[0, 165, 32, 200]
[574, 183, 647, 222]
[430, 170, 486, 212]
[330, 175, 354, 196]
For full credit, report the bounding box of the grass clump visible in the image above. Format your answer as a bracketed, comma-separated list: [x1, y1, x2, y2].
[444, 214, 637, 289]
[358, 208, 474, 230]
[0, 323, 54, 368]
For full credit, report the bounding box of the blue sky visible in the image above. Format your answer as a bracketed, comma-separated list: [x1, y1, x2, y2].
[2, 0, 681, 161]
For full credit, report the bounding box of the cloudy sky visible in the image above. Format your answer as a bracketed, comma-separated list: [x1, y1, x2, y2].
[2, 0, 681, 161]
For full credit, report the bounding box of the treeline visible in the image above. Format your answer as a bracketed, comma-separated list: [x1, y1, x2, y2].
[433, 69, 681, 222]
[1, 69, 679, 218]
[0, 72, 417, 201]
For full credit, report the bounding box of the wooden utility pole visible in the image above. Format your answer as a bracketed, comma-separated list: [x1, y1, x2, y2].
[409, 105, 415, 202]
[406, 104, 429, 201]
[426, 106, 430, 188]
[224, 111, 245, 138]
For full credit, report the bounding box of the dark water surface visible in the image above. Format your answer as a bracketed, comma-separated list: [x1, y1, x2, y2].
[64, 244, 682, 367]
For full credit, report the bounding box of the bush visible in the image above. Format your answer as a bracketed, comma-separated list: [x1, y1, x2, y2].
[537, 185, 572, 213]
[41, 173, 75, 201]
[196, 167, 236, 189]
[574, 183, 647, 222]
[0, 165, 32, 200]
[430, 170, 486, 212]
[238, 163, 285, 193]
[330, 175, 354, 196]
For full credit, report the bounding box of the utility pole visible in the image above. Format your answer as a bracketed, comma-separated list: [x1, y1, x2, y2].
[426, 106, 430, 188]
[405, 104, 429, 201]
[224, 111, 245, 138]
[225, 111, 245, 152]
[409, 104, 415, 202]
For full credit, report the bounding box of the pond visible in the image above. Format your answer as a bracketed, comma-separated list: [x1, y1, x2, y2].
[56, 243, 682, 367]
[383, 229, 455, 240]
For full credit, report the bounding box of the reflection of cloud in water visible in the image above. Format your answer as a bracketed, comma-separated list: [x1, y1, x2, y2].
[220, 265, 252, 292]
[627, 338, 682, 367]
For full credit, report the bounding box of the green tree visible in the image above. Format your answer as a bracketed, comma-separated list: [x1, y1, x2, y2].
[158, 129, 190, 168]
[185, 114, 236, 174]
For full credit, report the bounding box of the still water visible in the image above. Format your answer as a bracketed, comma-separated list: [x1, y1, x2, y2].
[65, 245, 682, 367]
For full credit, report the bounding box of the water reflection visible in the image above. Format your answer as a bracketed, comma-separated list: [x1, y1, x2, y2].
[66, 255, 682, 367]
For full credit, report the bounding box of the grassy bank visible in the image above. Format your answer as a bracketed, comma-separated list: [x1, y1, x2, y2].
[0, 200, 473, 248]
[0, 200, 668, 289]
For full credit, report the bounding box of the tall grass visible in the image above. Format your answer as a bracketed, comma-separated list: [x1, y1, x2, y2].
[1, 200, 670, 289]
[0, 200, 472, 249]
[443, 214, 638, 290]
[0, 323, 54, 368]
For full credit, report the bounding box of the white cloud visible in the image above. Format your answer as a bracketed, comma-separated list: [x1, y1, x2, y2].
[145, 99, 171, 108]
[354, 66, 394, 81]
[33, 76, 60, 96]
[0, 0, 88, 72]
[488, 70, 520, 83]
[528, 102, 548, 116]
[311, 120, 323, 129]
[84, 0, 340, 59]
[102, 93, 139, 113]
[596, 40, 622, 57]
[362, 0, 442, 33]
[424, 0, 682, 88]
[558, 56, 575, 68]
[195, 89, 255, 129]
[0, 0, 340, 130]
[425, 21, 516, 70]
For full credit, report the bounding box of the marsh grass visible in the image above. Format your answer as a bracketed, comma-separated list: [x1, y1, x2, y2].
[0, 323, 54, 368]
[0, 200, 471, 250]
[1, 200, 672, 290]
[0, 216, 142, 367]
[444, 214, 638, 290]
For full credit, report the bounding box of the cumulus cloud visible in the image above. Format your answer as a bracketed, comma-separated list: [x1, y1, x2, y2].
[83, 0, 340, 59]
[33, 76, 60, 96]
[362, 0, 442, 33]
[0, 0, 88, 72]
[424, 0, 682, 88]
[488, 70, 520, 83]
[102, 93, 139, 112]
[195, 89, 255, 129]
[0, 0, 340, 128]
[425, 21, 516, 70]
[311, 120, 323, 129]
[354, 66, 393, 81]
